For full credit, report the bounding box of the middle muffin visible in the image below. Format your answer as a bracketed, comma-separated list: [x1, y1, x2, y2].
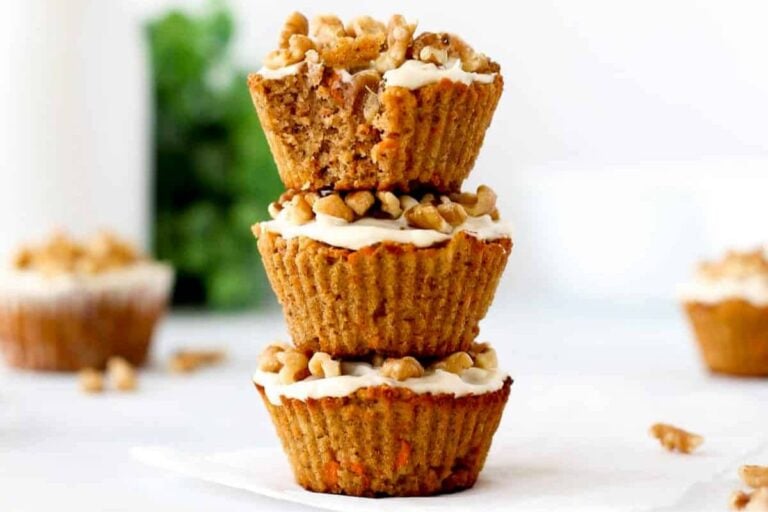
[253, 185, 512, 358]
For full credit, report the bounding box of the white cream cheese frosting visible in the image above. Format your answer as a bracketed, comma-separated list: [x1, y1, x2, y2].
[383, 59, 496, 89]
[255, 61, 304, 79]
[259, 210, 512, 251]
[254, 362, 508, 405]
[0, 262, 174, 303]
[256, 58, 496, 90]
[678, 248, 768, 305]
[678, 275, 768, 306]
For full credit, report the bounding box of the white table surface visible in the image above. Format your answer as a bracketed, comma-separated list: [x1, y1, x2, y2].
[2, 300, 767, 511]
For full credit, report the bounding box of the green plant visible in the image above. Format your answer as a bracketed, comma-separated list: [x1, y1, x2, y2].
[146, 2, 282, 309]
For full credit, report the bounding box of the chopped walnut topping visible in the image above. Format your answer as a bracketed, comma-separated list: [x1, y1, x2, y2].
[377, 191, 402, 218]
[278, 12, 309, 48]
[437, 202, 468, 227]
[472, 345, 498, 370]
[259, 12, 497, 74]
[11, 231, 141, 276]
[313, 194, 355, 222]
[277, 349, 310, 384]
[741, 466, 768, 489]
[78, 368, 104, 394]
[287, 195, 314, 225]
[344, 191, 375, 216]
[649, 423, 703, 454]
[405, 204, 452, 233]
[308, 352, 341, 378]
[258, 343, 288, 373]
[698, 249, 768, 280]
[258, 187, 503, 235]
[380, 356, 424, 381]
[432, 352, 474, 374]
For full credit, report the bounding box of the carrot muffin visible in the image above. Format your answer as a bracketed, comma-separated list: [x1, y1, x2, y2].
[679, 247, 768, 376]
[252, 185, 512, 358]
[253, 341, 511, 497]
[0, 231, 174, 371]
[248, 12, 503, 193]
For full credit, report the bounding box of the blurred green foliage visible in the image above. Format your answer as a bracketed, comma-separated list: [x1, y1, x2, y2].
[146, 2, 282, 309]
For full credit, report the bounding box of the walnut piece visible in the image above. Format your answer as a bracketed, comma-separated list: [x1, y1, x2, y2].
[264, 34, 315, 69]
[405, 204, 452, 233]
[437, 202, 468, 226]
[473, 346, 498, 370]
[169, 349, 226, 373]
[433, 352, 473, 374]
[344, 191, 375, 216]
[78, 368, 104, 394]
[313, 194, 355, 222]
[286, 195, 314, 225]
[376, 191, 402, 218]
[741, 466, 768, 489]
[278, 12, 309, 48]
[464, 185, 498, 217]
[374, 15, 416, 72]
[649, 423, 703, 454]
[346, 16, 386, 37]
[311, 15, 346, 45]
[277, 349, 310, 384]
[732, 488, 768, 511]
[107, 357, 137, 391]
[308, 352, 342, 378]
[381, 356, 424, 381]
[258, 343, 287, 373]
[399, 195, 419, 212]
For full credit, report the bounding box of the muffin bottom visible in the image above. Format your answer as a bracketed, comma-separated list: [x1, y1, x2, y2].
[0, 295, 168, 371]
[256, 378, 512, 497]
[684, 300, 768, 376]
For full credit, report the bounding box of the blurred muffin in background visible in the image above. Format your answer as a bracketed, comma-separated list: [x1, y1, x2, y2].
[680, 247, 768, 376]
[0, 231, 174, 371]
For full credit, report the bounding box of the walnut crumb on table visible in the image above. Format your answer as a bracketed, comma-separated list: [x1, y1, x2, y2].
[649, 423, 703, 454]
[731, 488, 768, 511]
[168, 349, 226, 373]
[78, 368, 104, 394]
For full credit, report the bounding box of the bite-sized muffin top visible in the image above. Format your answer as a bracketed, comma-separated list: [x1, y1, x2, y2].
[697, 248, 768, 280]
[11, 231, 142, 276]
[259, 12, 499, 76]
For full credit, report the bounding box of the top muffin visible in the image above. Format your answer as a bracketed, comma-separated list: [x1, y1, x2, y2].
[249, 12, 503, 193]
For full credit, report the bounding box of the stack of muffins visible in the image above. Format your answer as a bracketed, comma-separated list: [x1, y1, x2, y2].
[249, 13, 514, 497]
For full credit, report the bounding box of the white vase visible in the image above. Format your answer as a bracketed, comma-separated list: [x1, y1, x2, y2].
[0, 0, 149, 258]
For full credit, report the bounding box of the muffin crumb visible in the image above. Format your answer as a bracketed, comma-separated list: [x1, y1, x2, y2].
[169, 349, 226, 373]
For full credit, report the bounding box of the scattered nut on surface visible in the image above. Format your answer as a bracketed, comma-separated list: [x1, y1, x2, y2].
[380, 356, 424, 381]
[277, 350, 310, 384]
[432, 352, 474, 374]
[741, 466, 768, 489]
[731, 488, 768, 511]
[169, 349, 226, 373]
[78, 368, 104, 394]
[308, 352, 341, 378]
[107, 357, 137, 391]
[649, 423, 703, 454]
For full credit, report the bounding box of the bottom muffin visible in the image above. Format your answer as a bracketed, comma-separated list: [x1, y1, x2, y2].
[253, 343, 512, 497]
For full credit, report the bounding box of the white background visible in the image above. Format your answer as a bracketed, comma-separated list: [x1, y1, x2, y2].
[2, 0, 768, 305]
